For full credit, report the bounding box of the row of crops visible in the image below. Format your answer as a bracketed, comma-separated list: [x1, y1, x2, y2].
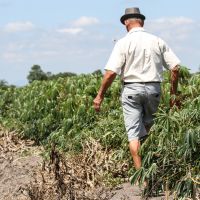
[0, 67, 199, 199]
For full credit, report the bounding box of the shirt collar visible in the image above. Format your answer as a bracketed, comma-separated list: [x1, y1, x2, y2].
[128, 27, 145, 34]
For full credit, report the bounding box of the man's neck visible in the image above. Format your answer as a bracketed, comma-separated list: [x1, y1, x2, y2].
[127, 24, 143, 32]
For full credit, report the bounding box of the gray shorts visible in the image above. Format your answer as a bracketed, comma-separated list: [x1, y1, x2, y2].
[121, 82, 161, 141]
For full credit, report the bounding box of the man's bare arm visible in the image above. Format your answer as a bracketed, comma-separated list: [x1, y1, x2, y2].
[170, 65, 179, 107]
[93, 70, 117, 112]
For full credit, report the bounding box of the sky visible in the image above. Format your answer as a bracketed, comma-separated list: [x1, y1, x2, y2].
[0, 0, 200, 86]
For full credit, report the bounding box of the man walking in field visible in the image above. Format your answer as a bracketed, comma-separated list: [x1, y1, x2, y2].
[93, 7, 180, 176]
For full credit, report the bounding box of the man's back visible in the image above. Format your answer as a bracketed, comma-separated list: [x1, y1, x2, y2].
[105, 27, 180, 83]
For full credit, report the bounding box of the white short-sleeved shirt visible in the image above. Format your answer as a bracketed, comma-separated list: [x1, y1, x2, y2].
[105, 27, 181, 82]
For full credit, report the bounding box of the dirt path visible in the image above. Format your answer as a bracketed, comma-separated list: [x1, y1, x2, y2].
[0, 129, 43, 200]
[109, 183, 171, 200]
[0, 128, 167, 200]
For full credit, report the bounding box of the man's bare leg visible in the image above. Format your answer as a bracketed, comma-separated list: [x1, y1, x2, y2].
[129, 128, 151, 186]
[129, 126, 151, 169]
[129, 139, 141, 169]
[129, 139, 148, 187]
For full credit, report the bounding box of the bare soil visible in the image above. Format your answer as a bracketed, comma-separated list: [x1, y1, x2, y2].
[0, 127, 168, 200]
[0, 128, 43, 200]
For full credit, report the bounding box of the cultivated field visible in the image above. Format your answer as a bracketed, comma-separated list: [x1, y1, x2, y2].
[0, 67, 199, 199]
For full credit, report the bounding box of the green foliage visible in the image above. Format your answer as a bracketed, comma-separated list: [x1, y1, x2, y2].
[27, 65, 48, 83]
[27, 64, 77, 83]
[0, 66, 199, 198]
[48, 72, 77, 80]
[0, 80, 9, 89]
[131, 68, 200, 198]
[0, 80, 15, 90]
[92, 69, 103, 77]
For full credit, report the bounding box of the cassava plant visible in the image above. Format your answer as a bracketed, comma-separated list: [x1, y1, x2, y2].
[0, 67, 199, 199]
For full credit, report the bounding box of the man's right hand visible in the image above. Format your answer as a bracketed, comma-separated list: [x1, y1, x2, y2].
[93, 70, 117, 112]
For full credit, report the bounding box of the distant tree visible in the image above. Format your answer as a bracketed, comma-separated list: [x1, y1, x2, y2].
[0, 80, 16, 90]
[27, 65, 48, 83]
[46, 71, 52, 78]
[27, 65, 77, 83]
[92, 69, 103, 76]
[0, 80, 8, 89]
[48, 72, 76, 80]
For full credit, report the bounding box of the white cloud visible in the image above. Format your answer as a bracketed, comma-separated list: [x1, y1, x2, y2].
[72, 16, 99, 27]
[57, 28, 83, 34]
[147, 17, 195, 32]
[31, 50, 59, 58]
[1, 52, 24, 62]
[56, 16, 99, 36]
[4, 21, 35, 33]
[146, 17, 195, 42]
[153, 17, 194, 26]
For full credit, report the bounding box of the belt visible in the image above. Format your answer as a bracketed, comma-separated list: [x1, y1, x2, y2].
[123, 82, 161, 85]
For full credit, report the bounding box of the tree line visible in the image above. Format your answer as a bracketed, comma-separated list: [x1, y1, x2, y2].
[0, 65, 103, 88]
[27, 65, 77, 83]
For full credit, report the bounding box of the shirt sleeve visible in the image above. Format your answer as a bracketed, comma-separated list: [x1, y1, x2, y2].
[159, 38, 181, 70]
[104, 40, 126, 75]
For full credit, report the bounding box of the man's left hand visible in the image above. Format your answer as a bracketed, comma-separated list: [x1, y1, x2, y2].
[170, 65, 179, 108]
[93, 95, 103, 112]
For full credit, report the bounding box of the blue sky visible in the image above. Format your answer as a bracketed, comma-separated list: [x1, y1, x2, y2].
[0, 0, 200, 85]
